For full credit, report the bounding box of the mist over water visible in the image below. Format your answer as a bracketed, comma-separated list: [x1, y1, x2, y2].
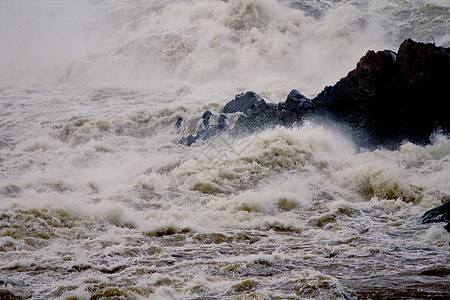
[3, 0, 448, 96]
[1, 0, 450, 299]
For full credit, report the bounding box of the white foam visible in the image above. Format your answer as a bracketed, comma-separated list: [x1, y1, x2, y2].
[1, 1, 449, 298]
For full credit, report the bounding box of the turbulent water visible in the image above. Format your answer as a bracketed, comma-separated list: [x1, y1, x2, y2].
[1, 0, 450, 299]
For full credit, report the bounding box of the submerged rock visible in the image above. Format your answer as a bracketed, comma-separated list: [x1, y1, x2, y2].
[420, 200, 450, 233]
[178, 39, 449, 148]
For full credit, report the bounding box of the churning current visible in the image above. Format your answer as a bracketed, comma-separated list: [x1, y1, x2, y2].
[1, 0, 449, 299]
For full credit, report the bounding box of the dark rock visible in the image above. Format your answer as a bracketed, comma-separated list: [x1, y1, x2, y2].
[178, 111, 230, 146]
[313, 39, 450, 148]
[175, 116, 183, 133]
[179, 134, 197, 146]
[202, 110, 213, 127]
[420, 200, 450, 233]
[286, 89, 315, 113]
[0, 289, 21, 300]
[420, 200, 450, 223]
[218, 113, 228, 129]
[223, 91, 267, 114]
[229, 89, 315, 135]
[178, 39, 449, 147]
[179, 89, 315, 145]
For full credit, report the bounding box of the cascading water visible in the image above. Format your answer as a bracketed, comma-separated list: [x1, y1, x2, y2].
[1, 0, 449, 298]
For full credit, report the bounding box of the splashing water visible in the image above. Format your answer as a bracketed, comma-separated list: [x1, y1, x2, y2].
[1, 0, 449, 299]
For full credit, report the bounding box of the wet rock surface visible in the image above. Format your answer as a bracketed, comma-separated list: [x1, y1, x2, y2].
[0, 289, 21, 300]
[178, 39, 450, 149]
[179, 90, 315, 145]
[313, 38, 450, 148]
[420, 200, 450, 233]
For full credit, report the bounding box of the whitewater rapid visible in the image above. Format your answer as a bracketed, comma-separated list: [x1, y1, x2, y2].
[1, 0, 449, 299]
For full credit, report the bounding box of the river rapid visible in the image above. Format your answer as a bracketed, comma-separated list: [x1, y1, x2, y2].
[1, 0, 449, 299]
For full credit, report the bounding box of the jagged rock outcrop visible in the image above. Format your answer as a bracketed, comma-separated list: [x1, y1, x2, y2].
[178, 39, 450, 148]
[222, 91, 267, 114]
[179, 90, 315, 145]
[178, 110, 229, 146]
[230, 90, 315, 134]
[313, 38, 450, 147]
[420, 200, 450, 233]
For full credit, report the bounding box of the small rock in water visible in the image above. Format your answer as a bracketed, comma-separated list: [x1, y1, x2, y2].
[175, 116, 183, 133]
[223, 91, 267, 114]
[420, 200, 450, 233]
[285, 89, 315, 113]
[0, 289, 21, 300]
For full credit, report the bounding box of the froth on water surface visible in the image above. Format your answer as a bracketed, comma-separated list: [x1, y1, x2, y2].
[1, 101, 450, 297]
[1, 0, 450, 299]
